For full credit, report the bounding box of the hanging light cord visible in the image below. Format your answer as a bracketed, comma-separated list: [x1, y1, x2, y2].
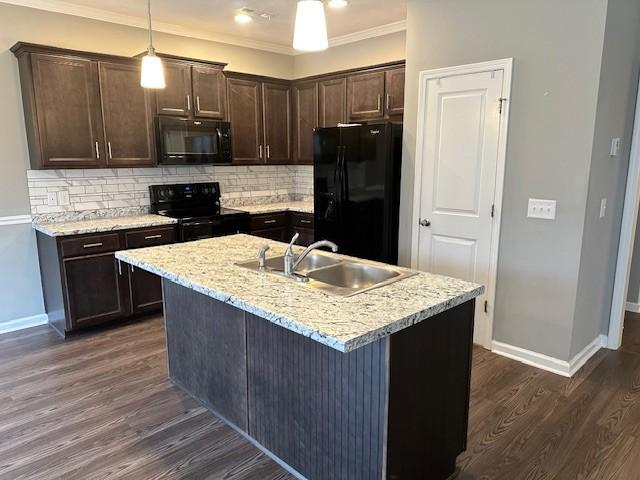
[147, 0, 155, 54]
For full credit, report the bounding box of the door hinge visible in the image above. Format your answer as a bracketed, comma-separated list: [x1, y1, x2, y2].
[491, 204, 495, 218]
[498, 98, 508, 115]
[484, 300, 488, 313]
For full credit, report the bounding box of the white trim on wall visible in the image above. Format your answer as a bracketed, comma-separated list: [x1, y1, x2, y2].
[0, 0, 407, 56]
[626, 302, 640, 313]
[0, 214, 32, 226]
[0, 313, 48, 335]
[409, 58, 513, 349]
[492, 335, 608, 378]
[609, 75, 640, 349]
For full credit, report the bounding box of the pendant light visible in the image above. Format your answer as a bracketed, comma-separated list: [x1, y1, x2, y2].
[140, 0, 165, 89]
[293, 0, 328, 52]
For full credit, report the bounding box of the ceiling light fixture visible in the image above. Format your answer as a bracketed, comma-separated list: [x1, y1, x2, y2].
[234, 12, 253, 24]
[293, 0, 328, 52]
[328, 0, 348, 8]
[140, 0, 165, 89]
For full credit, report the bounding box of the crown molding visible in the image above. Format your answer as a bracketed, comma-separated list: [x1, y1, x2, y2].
[1, 0, 406, 57]
[325, 20, 407, 50]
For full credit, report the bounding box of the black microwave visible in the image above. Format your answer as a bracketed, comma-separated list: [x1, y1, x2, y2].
[155, 117, 232, 165]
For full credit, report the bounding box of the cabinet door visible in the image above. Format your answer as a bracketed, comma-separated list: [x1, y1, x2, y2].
[293, 82, 318, 165]
[98, 62, 154, 167]
[128, 265, 163, 314]
[347, 71, 385, 121]
[63, 253, 129, 329]
[155, 62, 192, 116]
[318, 78, 347, 127]
[262, 82, 292, 164]
[385, 67, 405, 117]
[31, 53, 104, 168]
[227, 77, 263, 164]
[192, 66, 227, 119]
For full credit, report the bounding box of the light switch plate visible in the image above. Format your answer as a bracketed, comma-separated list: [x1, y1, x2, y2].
[600, 198, 607, 218]
[528, 198, 556, 220]
[610, 137, 621, 157]
[58, 191, 70, 206]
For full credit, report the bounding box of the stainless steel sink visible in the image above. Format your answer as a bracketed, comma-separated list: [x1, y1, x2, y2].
[307, 263, 400, 289]
[236, 252, 417, 296]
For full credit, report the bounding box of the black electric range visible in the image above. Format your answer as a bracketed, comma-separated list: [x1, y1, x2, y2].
[149, 182, 250, 242]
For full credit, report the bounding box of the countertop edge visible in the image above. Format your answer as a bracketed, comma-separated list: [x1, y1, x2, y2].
[32, 217, 179, 237]
[115, 250, 485, 352]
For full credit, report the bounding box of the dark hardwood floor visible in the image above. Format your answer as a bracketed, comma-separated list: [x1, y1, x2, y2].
[1, 314, 640, 479]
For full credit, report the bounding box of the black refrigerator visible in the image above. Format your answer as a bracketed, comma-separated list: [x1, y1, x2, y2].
[313, 123, 403, 264]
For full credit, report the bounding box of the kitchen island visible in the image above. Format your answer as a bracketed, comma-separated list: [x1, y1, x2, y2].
[115, 235, 484, 480]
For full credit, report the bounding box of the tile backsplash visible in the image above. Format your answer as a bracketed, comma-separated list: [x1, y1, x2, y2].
[28, 165, 313, 222]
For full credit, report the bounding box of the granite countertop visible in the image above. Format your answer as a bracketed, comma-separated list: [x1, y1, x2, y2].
[115, 234, 484, 352]
[233, 200, 314, 215]
[32, 215, 178, 237]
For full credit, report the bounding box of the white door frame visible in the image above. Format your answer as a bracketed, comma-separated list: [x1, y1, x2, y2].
[410, 58, 513, 348]
[608, 76, 640, 349]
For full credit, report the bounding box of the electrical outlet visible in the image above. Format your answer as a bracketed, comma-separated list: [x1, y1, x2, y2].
[610, 137, 621, 157]
[527, 198, 556, 220]
[58, 191, 70, 206]
[600, 198, 607, 218]
[47, 192, 58, 206]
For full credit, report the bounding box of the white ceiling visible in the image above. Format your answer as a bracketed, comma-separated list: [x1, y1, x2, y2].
[7, 0, 407, 54]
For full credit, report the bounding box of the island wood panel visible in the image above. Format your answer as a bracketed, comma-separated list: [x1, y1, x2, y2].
[246, 312, 387, 480]
[163, 280, 248, 430]
[386, 300, 475, 480]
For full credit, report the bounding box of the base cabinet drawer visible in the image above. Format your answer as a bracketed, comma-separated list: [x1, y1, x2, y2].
[125, 226, 177, 248]
[60, 233, 121, 258]
[252, 227, 289, 242]
[250, 212, 288, 230]
[63, 252, 129, 329]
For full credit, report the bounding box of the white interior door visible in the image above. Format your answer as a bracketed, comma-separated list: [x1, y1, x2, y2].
[416, 70, 504, 347]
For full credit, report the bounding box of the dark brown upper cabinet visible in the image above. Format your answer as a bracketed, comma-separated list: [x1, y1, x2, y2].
[292, 82, 318, 165]
[385, 67, 405, 117]
[155, 59, 227, 119]
[347, 71, 385, 121]
[98, 62, 154, 167]
[319, 77, 347, 127]
[192, 66, 227, 119]
[22, 52, 105, 169]
[262, 82, 292, 164]
[155, 62, 192, 116]
[227, 77, 263, 164]
[227, 74, 291, 165]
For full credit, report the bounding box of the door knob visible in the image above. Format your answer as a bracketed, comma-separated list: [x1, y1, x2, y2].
[419, 219, 431, 227]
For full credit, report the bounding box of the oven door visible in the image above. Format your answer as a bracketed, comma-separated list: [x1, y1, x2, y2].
[180, 216, 249, 242]
[156, 117, 232, 165]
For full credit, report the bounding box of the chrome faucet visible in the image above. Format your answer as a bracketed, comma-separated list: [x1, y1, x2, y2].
[257, 244, 270, 270]
[284, 233, 338, 278]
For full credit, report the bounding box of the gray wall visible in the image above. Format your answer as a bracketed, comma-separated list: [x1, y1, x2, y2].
[573, 0, 640, 356]
[402, 0, 609, 360]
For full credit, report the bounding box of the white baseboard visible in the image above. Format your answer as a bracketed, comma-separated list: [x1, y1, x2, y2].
[491, 335, 608, 378]
[0, 313, 48, 335]
[626, 301, 640, 313]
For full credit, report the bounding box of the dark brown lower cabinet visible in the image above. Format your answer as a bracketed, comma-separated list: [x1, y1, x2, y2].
[128, 265, 163, 315]
[249, 211, 314, 246]
[37, 225, 177, 337]
[63, 252, 129, 329]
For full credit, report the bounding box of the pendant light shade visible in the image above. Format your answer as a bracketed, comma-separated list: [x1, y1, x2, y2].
[141, 0, 165, 89]
[293, 0, 328, 52]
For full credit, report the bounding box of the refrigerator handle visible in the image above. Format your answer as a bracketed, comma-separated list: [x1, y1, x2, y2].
[340, 145, 347, 202]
